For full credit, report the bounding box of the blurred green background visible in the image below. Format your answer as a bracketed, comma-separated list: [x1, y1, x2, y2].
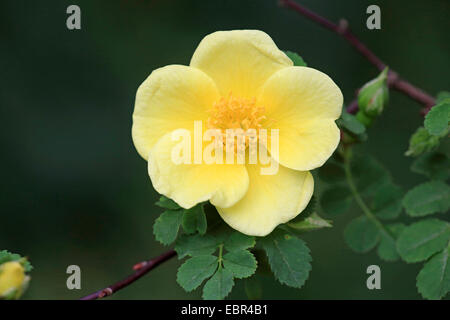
[1, 0, 449, 299]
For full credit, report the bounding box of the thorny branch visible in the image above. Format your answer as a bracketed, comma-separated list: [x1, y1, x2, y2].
[279, 0, 436, 114]
[80, 250, 176, 300]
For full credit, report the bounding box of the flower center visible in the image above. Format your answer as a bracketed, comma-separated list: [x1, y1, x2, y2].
[207, 93, 266, 132]
[206, 93, 268, 155]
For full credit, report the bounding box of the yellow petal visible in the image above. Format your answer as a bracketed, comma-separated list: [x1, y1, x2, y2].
[148, 131, 249, 209]
[274, 118, 340, 171]
[190, 30, 292, 98]
[259, 66, 343, 171]
[132, 65, 220, 160]
[260, 66, 343, 121]
[217, 162, 314, 236]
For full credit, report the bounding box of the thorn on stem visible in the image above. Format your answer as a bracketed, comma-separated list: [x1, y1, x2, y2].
[133, 261, 148, 270]
[337, 19, 348, 34]
[98, 288, 113, 299]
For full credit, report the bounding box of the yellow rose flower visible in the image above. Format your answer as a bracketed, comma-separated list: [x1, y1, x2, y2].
[132, 30, 343, 236]
[0, 261, 27, 299]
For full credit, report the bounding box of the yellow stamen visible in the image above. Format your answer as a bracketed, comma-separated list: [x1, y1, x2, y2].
[207, 93, 267, 152]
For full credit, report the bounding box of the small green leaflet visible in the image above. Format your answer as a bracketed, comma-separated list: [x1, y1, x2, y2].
[344, 216, 404, 260]
[182, 205, 207, 235]
[285, 51, 307, 67]
[405, 127, 441, 157]
[344, 216, 380, 253]
[337, 111, 366, 135]
[397, 219, 450, 263]
[402, 181, 450, 217]
[176, 255, 218, 292]
[202, 268, 234, 300]
[416, 246, 450, 300]
[222, 250, 257, 279]
[223, 232, 255, 252]
[371, 183, 403, 220]
[377, 223, 405, 261]
[260, 230, 312, 288]
[153, 210, 184, 245]
[424, 101, 450, 136]
[411, 152, 450, 181]
[155, 196, 180, 210]
[175, 234, 218, 259]
[154, 198, 208, 245]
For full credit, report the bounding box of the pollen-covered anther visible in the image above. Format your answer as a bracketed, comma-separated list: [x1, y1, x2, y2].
[207, 93, 267, 150]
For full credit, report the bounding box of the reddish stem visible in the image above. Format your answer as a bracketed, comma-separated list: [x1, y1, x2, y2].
[80, 250, 176, 300]
[279, 0, 436, 112]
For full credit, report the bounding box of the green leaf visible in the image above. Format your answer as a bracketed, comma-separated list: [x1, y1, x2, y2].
[405, 127, 441, 157]
[337, 111, 366, 135]
[287, 212, 332, 232]
[181, 205, 207, 235]
[344, 216, 380, 253]
[244, 277, 263, 300]
[223, 232, 255, 252]
[0, 250, 33, 272]
[153, 210, 184, 245]
[436, 91, 450, 104]
[222, 250, 257, 279]
[377, 223, 406, 261]
[416, 246, 450, 300]
[202, 267, 234, 300]
[176, 255, 218, 292]
[320, 186, 353, 215]
[155, 196, 180, 210]
[411, 152, 450, 181]
[397, 219, 450, 263]
[372, 184, 403, 220]
[260, 230, 312, 288]
[424, 102, 450, 136]
[402, 181, 450, 217]
[285, 51, 307, 67]
[175, 234, 218, 259]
